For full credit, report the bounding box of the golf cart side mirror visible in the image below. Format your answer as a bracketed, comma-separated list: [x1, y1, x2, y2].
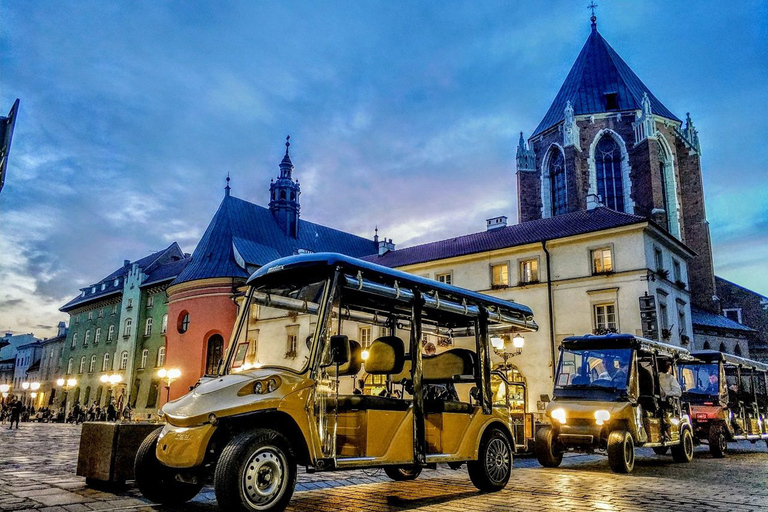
[325, 335, 350, 366]
[540, 394, 551, 403]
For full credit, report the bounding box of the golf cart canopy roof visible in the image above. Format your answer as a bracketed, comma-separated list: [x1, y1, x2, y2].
[562, 333, 691, 359]
[689, 350, 768, 372]
[247, 253, 538, 333]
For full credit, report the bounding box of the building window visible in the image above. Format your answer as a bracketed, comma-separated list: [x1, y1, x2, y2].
[84, 330, 91, 347]
[102, 353, 110, 372]
[71, 333, 78, 349]
[112, 305, 117, 315]
[491, 263, 509, 288]
[141, 349, 148, 369]
[359, 326, 372, 348]
[157, 347, 166, 367]
[124, 318, 132, 337]
[519, 259, 539, 284]
[678, 305, 687, 340]
[659, 301, 670, 339]
[591, 247, 613, 274]
[285, 326, 299, 358]
[120, 351, 129, 370]
[88, 311, 93, 321]
[161, 314, 168, 334]
[654, 247, 664, 272]
[673, 260, 682, 283]
[145, 318, 153, 336]
[67, 358, 74, 375]
[107, 325, 115, 341]
[604, 92, 619, 111]
[723, 308, 742, 324]
[89, 355, 96, 373]
[79, 356, 86, 374]
[74, 315, 79, 325]
[94, 327, 101, 345]
[719, 343, 726, 353]
[595, 135, 624, 212]
[436, 272, 452, 285]
[548, 147, 567, 216]
[206, 335, 225, 375]
[178, 312, 190, 334]
[734, 344, 742, 356]
[147, 296, 154, 308]
[593, 303, 617, 333]
[127, 298, 133, 309]
[98, 308, 103, 318]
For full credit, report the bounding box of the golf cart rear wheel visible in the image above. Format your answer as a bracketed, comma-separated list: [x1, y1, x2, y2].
[708, 424, 727, 458]
[672, 428, 695, 463]
[467, 427, 513, 491]
[534, 426, 563, 468]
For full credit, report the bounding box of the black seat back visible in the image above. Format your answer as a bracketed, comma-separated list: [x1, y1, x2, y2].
[423, 349, 476, 382]
[327, 340, 362, 376]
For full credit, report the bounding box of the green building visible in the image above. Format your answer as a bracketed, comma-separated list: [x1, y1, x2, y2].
[59, 243, 189, 418]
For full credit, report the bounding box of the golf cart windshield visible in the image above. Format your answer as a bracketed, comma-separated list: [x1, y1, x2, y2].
[555, 348, 632, 398]
[678, 363, 719, 398]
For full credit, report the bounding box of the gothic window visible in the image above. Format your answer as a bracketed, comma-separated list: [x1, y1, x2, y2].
[89, 355, 96, 373]
[548, 148, 567, 215]
[157, 346, 166, 367]
[658, 141, 671, 231]
[206, 334, 225, 375]
[595, 135, 624, 212]
[145, 317, 153, 336]
[280, 190, 286, 200]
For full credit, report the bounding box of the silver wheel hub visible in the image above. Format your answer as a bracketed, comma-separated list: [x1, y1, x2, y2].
[242, 447, 286, 509]
[485, 438, 511, 483]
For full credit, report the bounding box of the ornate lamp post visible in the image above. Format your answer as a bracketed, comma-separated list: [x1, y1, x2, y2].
[0, 383, 10, 404]
[491, 333, 525, 369]
[157, 368, 181, 404]
[56, 377, 77, 418]
[100, 373, 123, 402]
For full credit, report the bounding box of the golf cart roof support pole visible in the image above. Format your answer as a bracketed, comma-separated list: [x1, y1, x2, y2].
[477, 306, 492, 415]
[410, 289, 426, 466]
[310, 271, 340, 380]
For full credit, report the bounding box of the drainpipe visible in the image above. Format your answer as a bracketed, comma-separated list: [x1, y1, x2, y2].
[542, 241, 556, 378]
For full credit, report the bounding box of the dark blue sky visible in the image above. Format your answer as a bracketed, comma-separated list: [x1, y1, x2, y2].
[1, 1, 766, 335]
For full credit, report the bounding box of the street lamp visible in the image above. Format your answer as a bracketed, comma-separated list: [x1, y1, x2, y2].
[157, 367, 181, 404]
[0, 383, 10, 404]
[491, 334, 525, 369]
[57, 377, 77, 419]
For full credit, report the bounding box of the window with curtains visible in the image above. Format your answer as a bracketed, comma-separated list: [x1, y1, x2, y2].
[595, 135, 624, 212]
[548, 147, 567, 215]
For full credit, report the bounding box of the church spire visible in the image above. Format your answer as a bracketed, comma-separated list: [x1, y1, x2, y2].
[224, 173, 231, 197]
[270, 136, 301, 238]
[588, 1, 598, 31]
[516, 131, 536, 171]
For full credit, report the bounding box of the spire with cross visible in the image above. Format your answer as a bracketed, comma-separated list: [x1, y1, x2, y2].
[224, 172, 231, 197]
[588, 1, 598, 29]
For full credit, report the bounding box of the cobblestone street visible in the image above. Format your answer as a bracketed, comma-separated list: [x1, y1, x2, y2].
[1, 423, 766, 512]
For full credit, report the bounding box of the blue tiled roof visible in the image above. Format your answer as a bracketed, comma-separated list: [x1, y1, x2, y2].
[532, 26, 680, 137]
[61, 243, 187, 311]
[172, 195, 377, 285]
[691, 307, 755, 334]
[363, 207, 646, 268]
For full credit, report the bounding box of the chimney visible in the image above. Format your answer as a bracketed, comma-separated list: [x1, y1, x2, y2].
[378, 238, 395, 256]
[486, 216, 508, 231]
[57, 321, 67, 337]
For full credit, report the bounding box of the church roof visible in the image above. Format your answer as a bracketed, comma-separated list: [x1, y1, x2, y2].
[364, 207, 648, 268]
[532, 24, 680, 137]
[172, 195, 377, 285]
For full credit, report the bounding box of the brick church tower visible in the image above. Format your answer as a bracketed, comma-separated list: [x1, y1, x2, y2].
[516, 15, 718, 312]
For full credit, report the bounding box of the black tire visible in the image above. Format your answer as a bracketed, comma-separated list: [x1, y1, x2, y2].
[708, 424, 727, 458]
[467, 427, 513, 491]
[607, 430, 635, 473]
[214, 429, 297, 512]
[652, 446, 669, 456]
[383, 465, 422, 481]
[535, 426, 563, 468]
[134, 428, 204, 505]
[671, 428, 695, 463]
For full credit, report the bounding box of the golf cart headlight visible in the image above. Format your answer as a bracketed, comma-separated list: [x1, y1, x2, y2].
[267, 378, 279, 393]
[208, 413, 218, 425]
[551, 408, 567, 424]
[594, 410, 611, 425]
[253, 381, 263, 394]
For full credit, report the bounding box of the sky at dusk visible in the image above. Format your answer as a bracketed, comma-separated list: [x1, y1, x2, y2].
[1, 1, 766, 337]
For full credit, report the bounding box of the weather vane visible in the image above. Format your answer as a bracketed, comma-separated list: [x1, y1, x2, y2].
[588, 1, 598, 18]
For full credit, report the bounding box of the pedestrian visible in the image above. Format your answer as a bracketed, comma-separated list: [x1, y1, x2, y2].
[9, 397, 21, 429]
[122, 404, 132, 422]
[107, 400, 116, 422]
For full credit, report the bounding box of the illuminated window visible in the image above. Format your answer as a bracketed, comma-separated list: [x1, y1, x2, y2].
[491, 263, 509, 288]
[519, 259, 539, 284]
[156, 347, 165, 367]
[359, 326, 372, 348]
[595, 135, 624, 212]
[591, 248, 613, 274]
[594, 303, 617, 332]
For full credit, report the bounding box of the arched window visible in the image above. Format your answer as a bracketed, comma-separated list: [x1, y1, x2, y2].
[290, 191, 296, 201]
[79, 356, 86, 374]
[548, 147, 567, 215]
[95, 386, 103, 405]
[145, 317, 153, 336]
[157, 346, 166, 367]
[161, 314, 168, 334]
[719, 343, 726, 353]
[102, 353, 111, 372]
[656, 140, 680, 237]
[71, 333, 78, 349]
[124, 318, 132, 337]
[206, 334, 225, 375]
[178, 312, 190, 334]
[280, 190, 286, 200]
[108, 325, 115, 341]
[595, 135, 624, 212]
[703, 341, 711, 350]
[120, 351, 129, 370]
[141, 349, 149, 368]
[84, 386, 91, 404]
[67, 357, 74, 375]
[89, 355, 96, 373]
[94, 328, 101, 345]
[734, 344, 742, 356]
[84, 330, 91, 347]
